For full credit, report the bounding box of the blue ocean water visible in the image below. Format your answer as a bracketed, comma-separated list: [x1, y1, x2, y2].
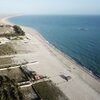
[9, 15, 100, 78]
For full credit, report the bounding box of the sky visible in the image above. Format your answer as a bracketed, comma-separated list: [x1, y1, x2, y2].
[0, 0, 100, 15]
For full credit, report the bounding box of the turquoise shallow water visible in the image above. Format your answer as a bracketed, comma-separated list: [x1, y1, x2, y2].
[9, 15, 100, 78]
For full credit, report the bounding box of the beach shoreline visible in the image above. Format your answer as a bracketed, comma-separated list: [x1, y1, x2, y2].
[2, 15, 99, 78]
[1, 15, 100, 100]
[4, 15, 100, 80]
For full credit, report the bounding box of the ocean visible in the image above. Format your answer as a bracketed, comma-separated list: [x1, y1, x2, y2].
[9, 15, 100, 78]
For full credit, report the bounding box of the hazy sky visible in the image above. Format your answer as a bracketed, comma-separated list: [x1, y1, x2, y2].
[0, 0, 100, 15]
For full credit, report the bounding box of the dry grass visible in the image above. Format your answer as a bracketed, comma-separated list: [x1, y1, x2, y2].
[0, 68, 28, 82]
[0, 57, 13, 66]
[20, 86, 38, 100]
[0, 43, 17, 55]
[33, 81, 69, 100]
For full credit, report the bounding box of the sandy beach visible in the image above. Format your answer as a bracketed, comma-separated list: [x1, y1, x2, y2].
[0, 15, 100, 100]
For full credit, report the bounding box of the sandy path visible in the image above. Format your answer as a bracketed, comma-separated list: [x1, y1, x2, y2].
[0, 16, 100, 100]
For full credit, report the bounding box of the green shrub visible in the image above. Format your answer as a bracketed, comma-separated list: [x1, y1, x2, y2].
[13, 25, 25, 36]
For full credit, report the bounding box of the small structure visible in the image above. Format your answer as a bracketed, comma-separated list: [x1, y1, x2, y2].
[34, 74, 40, 80]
